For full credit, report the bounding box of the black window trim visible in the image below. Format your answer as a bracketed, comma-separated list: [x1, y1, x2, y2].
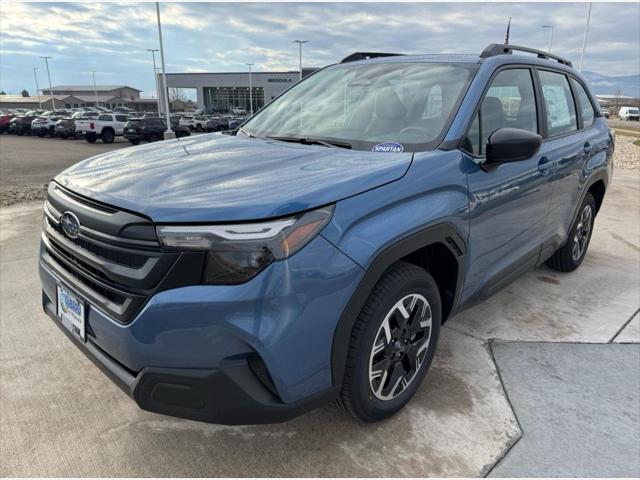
[459, 64, 543, 159]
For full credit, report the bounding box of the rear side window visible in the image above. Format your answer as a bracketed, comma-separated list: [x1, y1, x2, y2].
[570, 79, 595, 129]
[98, 115, 112, 121]
[115, 115, 128, 122]
[539, 71, 577, 137]
[463, 68, 538, 155]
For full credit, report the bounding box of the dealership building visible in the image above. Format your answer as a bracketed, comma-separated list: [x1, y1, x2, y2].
[159, 68, 317, 112]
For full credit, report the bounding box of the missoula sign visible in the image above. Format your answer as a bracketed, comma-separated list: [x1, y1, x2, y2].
[267, 78, 293, 83]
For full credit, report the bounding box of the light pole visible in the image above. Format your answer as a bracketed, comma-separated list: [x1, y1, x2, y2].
[40, 56, 54, 109]
[246, 63, 254, 115]
[91, 71, 99, 108]
[541, 25, 554, 52]
[579, 3, 593, 72]
[33, 68, 42, 110]
[155, 2, 173, 138]
[146, 48, 161, 115]
[293, 40, 308, 81]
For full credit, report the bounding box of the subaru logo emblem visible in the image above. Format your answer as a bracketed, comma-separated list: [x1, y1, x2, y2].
[60, 211, 80, 239]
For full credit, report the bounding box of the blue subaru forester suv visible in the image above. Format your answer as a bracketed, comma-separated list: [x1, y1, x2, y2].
[39, 44, 613, 424]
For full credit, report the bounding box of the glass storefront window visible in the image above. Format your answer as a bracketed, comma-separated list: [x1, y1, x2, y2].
[203, 86, 264, 112]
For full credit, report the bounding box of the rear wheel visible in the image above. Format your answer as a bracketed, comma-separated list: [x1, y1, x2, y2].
[546, 192, 596, 272]
[338, 262, 441, 422]
[85, 133, 97, 143]
[101, 129, 115, 144]
[148, 133, 159, 142]
[128, 139, 140, 145]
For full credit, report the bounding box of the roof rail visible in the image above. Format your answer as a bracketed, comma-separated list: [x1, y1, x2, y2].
[480, 43, 573, 67]
[340, 52, 404, 63]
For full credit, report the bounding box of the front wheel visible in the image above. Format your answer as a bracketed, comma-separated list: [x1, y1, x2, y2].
[338, 262, 441, 422]
[546, 192, 596, 272]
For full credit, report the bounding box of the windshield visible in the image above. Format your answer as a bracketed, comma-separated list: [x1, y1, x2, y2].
[242, 62, 475, 152]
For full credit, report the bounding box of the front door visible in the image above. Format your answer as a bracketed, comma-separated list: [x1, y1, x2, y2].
[460, 67, 552, 305]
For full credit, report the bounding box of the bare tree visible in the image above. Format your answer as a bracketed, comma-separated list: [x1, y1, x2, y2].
[169, 88, 188, 103]
[21, 89, 29, 97]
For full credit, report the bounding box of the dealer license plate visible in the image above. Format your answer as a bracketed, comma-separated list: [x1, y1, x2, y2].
[57, 284, 86, 342]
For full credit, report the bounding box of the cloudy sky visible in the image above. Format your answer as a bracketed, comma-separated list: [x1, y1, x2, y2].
[1, 2, 638, 97]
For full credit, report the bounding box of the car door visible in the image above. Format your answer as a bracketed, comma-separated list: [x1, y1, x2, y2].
[535, 70, 598, 257]
[461, 67, 553, 304]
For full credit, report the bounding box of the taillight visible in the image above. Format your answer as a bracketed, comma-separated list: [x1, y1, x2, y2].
[89, 122, 95, 129]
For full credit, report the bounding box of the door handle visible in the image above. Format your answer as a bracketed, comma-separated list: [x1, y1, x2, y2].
[538, 156, 554, 173]
[583, 141, 593, 154]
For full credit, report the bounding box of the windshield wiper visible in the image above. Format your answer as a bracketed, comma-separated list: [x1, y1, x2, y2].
[267, 136, 352, 149]
[238, 126, 255, 138]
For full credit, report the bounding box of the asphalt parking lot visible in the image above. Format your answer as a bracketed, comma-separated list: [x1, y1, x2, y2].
[0, 138, 639, 477]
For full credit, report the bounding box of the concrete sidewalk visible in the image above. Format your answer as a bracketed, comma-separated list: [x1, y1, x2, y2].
[1, 171, 638, 477]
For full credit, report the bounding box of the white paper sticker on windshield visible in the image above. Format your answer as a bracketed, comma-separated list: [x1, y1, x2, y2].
[372, 142, 404, 153]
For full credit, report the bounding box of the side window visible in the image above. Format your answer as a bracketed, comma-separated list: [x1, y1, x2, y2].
[463, 69, 537, 155]
[539, 71, 577, 136]
[98, 115, 111, 121]
[115, 115, 128, 122]
[570, 78, 595, 129]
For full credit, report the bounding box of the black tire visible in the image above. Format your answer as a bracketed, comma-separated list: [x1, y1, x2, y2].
[101, 129, 115, 144]
[86, 133, 97, 143]
[37, 130, 45, 137]
[16, 129, 24, 136]
[128, 139, 140, 145]
[338, 261, 441, 422]
[148, 133, 159, 142]
[546, 192, 596, 272]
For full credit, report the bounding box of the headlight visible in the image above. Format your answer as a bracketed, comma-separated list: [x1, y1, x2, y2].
[156, 205, 334, 284]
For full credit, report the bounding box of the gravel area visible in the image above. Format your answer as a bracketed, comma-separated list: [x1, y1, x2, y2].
[0, 184, 49, 208]
[613, 135, 640, 170]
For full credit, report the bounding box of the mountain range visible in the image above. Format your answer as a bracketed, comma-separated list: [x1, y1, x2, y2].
[582, 71, 640, 98]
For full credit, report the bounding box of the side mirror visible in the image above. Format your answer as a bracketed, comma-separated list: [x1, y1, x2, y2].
[485, 128, 542, 164]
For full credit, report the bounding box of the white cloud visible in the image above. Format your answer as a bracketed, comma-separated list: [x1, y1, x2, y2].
[1, 2, 638, 95]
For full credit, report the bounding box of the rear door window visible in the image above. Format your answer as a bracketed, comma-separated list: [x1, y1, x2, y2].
[539, 71, 577, 137]
[570, 78, 595, 129]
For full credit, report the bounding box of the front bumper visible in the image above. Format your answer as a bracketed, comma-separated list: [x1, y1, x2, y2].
[40, 231, 363, 423]
[43, 302, 337, 424]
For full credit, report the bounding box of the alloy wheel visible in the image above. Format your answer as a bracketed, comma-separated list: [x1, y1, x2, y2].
[572, 204, 593, 262]
[368, 293, 433, 401]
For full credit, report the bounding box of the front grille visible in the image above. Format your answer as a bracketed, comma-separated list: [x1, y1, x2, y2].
[45, 244, 127, 305]
[40, 183, 202, 324]
[49, 220, 147, 268]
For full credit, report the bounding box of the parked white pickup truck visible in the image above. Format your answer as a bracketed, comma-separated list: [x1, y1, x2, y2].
[75, 113, 130, 143]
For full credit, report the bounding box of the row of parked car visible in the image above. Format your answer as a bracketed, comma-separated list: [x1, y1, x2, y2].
[0, 107, 248, 145]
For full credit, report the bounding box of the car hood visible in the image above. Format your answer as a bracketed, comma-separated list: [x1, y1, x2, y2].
[55, 133, 413, 222]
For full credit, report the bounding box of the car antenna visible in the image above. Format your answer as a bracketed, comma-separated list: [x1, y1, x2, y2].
[504, 16, 512, 45]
